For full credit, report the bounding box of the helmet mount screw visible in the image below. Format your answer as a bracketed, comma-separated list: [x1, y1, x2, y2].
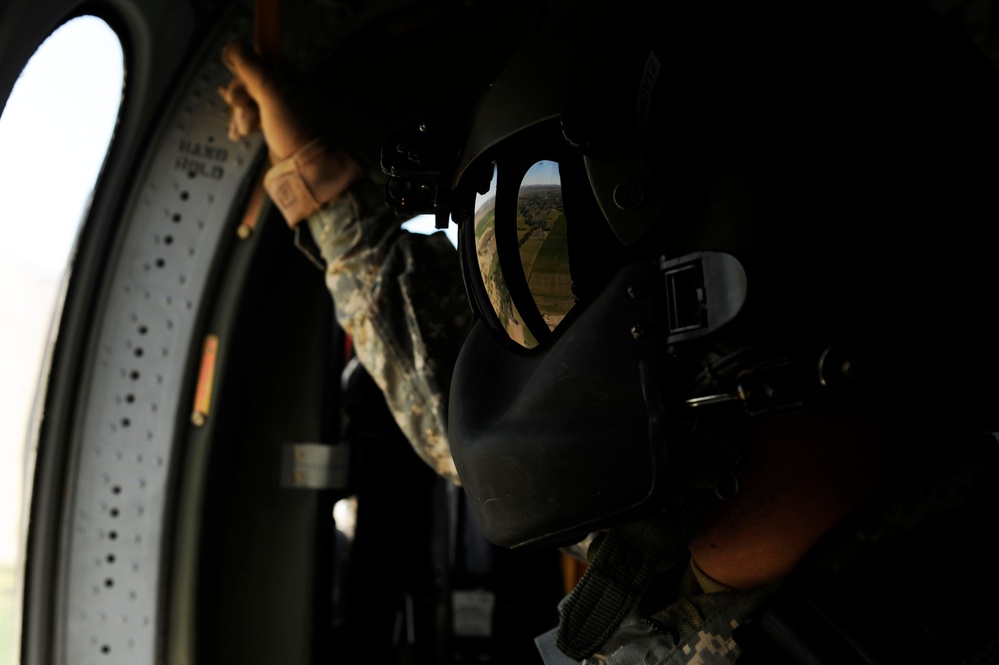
[613, 179, 645, 211]
[630, 324, 645, 340]
[627, 284, 642, 299]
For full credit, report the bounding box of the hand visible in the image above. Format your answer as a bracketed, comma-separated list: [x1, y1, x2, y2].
[218, 39, 364, 225]
[218, 39, 317, 160]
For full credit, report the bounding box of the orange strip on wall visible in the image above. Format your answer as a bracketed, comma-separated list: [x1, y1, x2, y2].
[191, 334, 219, 426]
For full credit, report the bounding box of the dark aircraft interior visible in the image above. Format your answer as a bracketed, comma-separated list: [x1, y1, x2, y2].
[2, 0, 998, 663]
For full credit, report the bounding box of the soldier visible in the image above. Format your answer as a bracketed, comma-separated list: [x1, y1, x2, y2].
[401, 0, 999, 662]
[224, 0, 999, 662]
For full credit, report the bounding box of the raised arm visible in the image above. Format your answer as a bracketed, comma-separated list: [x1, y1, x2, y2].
[220, 39, 469, 483]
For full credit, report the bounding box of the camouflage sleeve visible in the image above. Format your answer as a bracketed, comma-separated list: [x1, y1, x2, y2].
[305, 177, 472, 485]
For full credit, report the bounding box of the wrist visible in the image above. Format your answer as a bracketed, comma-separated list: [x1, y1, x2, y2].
[264, 138, 364, 227]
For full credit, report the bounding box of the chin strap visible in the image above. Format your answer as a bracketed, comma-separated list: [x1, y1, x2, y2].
[555, 510, 695, 661]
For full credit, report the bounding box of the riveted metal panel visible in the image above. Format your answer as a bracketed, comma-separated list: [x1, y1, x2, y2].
[56, 0, 354, 658]
[59, 10, 262, 664]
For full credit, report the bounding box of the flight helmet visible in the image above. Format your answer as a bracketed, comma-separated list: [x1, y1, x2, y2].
[384, 0, 999, 550]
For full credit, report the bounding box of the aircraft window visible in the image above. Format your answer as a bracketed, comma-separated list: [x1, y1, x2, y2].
[0, 15, 122, 664]
[401, 213, 458, 248]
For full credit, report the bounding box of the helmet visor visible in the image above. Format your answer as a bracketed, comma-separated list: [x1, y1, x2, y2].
[469, 159, 576, 349]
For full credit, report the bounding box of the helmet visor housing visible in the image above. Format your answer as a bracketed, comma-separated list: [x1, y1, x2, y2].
[456, 115, 640, 352]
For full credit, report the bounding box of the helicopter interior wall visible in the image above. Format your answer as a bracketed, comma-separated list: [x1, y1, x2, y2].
[181, 200, 341, 665]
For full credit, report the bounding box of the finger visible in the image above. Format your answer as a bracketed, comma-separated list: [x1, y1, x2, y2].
[221, 39, 274, 102]
[227, 104, 261, 140]
[217, 79, 249, 107]
[230, 84, 253, 109]
[221, 38, 248, 75]
[218, 79, 260, 142]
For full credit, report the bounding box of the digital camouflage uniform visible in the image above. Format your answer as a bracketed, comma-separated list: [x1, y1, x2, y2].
[305, 177, 472, 485]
